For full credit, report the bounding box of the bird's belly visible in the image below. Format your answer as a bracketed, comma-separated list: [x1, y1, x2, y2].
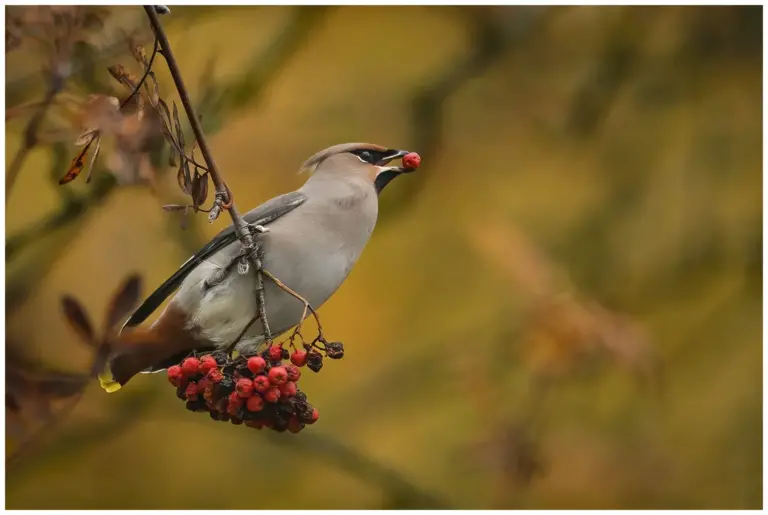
[183, 234, 354, 350]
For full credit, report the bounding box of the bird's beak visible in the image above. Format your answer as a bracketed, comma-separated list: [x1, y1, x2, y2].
[374, 150, 417, 174]
[372, 150, 417, 194]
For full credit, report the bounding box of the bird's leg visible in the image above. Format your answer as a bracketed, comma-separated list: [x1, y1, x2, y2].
[259, 268, 325, 346]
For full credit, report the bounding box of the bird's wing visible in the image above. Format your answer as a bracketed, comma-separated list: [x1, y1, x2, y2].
[121, 191, 307, 330]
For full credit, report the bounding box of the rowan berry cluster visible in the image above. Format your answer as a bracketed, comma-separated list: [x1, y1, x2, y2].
[166, 341, 344, 432]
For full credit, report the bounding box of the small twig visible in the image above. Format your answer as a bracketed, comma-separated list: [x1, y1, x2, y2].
[119, 35, 159, 110]
[261, 268, 324, 341]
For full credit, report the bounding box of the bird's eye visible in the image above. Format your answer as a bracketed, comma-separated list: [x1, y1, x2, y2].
[359, 151, 373, 163]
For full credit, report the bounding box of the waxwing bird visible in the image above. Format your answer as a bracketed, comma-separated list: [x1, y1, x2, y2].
[99, 143, 419, 392]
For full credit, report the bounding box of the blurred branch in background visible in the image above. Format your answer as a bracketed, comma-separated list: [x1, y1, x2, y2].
[566, 8, 657, 138]
[266, 431, 448, 509]
[382, 6, 557, 216]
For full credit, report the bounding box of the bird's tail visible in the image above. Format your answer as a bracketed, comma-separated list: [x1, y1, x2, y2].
[98, 328, 170, 393]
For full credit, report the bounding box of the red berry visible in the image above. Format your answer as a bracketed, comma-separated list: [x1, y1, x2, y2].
[236, 378, 254, 398]
[185, 382, 198, 400]
[279, 381, 297, 397]
[228, 391, 243, 406]
[207, 368, 224, 383]
[227, 392, 243, 415]
[307, 408, 319, 424]
[264, 387, 281, 403]
[246, 395, 264, 412]
[197, 377, 211, 392]
[402, 152, 421, 169]
[167, 365, 183, 386]
[268, 366, 288, 386]
[247, 356, 267, 375]
[199, 355, 217, 375]
[245, 420, 264, 429]
[290, 350, 308, 367]
[285, 364, 301, 382]
[268, 345, 283, 362]
[181, 357, 201, 377]
[253, 375, 270, 393]
[288, 416, 304, 434]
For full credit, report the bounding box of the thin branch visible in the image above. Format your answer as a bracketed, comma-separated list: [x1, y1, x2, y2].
[144, 8, 246, 237]
[6, 83, 60, 200]
[143, 7, 271, 340]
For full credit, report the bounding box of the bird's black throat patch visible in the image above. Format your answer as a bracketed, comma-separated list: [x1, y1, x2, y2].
[374, 170, 399, 195]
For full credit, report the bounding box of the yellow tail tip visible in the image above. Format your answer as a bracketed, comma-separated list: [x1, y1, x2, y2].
[98, 365, 122, 393]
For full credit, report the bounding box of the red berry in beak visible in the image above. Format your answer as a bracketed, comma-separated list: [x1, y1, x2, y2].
[246, 395, 264, 412]
[307, 408, 319, 424]
[264, 387, 281, 403]
[167, 365, 183, 386]
[290, 350, 308, 367]
[181, 357, 201, 377]
[235, 378, 254, 398]
[253, 375, 270, 393]
[268, 366, 288, 386]
[247, 356, 267, 375]
[402, 152, 421, 169]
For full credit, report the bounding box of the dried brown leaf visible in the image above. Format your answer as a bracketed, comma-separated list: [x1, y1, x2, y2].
[107, 64, 137, 90]
[104, 274, 142, 334]
[131, 44, 147, 66]
[168, 146, 177, 167]
[192, 171, 209, 208]
[59, 138, 94, 184]
[61, 295, 97, 347]
[172, 101, 185, 152]
[158, 97, 172, 126]
[176, 162, 192, 195]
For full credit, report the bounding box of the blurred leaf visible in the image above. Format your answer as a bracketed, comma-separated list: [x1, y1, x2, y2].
[103, 274, 142, 334]
[60, 295, 96, 347]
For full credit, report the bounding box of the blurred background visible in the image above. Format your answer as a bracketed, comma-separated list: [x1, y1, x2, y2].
[5, 5, 762, 509]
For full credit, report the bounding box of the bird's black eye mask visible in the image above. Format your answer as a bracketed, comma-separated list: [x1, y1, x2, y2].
[350, 148, 401, 166]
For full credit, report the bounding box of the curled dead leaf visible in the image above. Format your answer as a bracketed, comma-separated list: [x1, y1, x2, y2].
[61, 295, 96, 347]
[59, 138, 94, 184]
